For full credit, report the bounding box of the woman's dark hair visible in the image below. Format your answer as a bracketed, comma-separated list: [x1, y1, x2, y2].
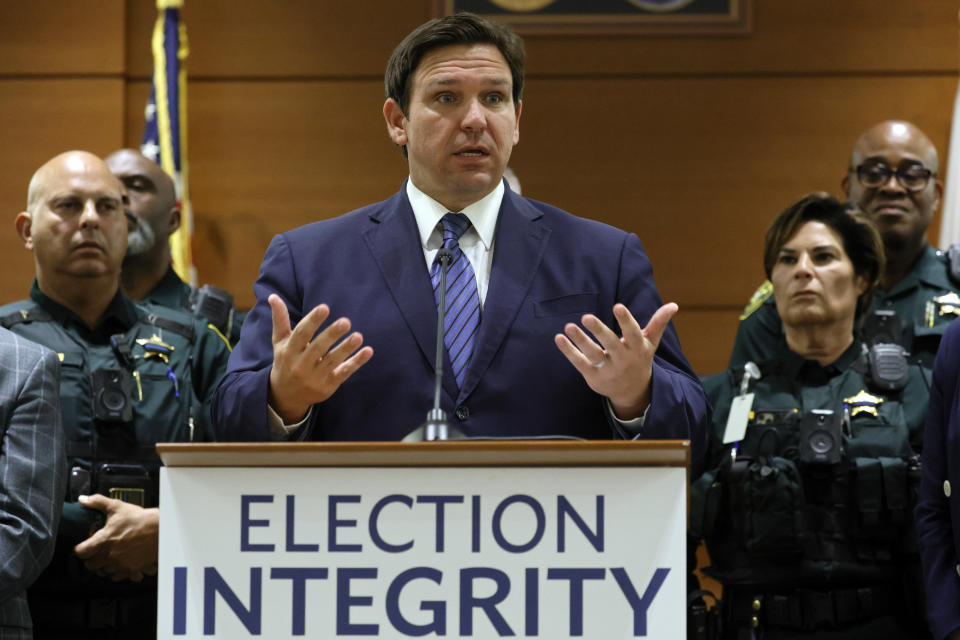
[385, 12, 525, 116]
[763, 194, 885, 320]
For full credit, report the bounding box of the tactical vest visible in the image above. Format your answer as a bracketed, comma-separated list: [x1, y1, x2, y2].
[0, 302, 208, 506]
[692, 359, 921, 588]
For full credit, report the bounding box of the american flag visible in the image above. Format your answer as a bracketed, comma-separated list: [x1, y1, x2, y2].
[142, 0, 194, 285]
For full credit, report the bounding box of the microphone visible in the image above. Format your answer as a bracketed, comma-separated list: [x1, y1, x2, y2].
[403, 249, 465, 442]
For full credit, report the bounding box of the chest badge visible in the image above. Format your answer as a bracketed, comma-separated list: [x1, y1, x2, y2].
[136, 334, 175, 364]
[928, 292, 960, 325]
[843, 390, 884, 418]
[135, 334, 181, 398]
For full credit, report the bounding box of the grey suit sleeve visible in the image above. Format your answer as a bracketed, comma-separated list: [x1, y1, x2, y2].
[0, 342, 66, 603]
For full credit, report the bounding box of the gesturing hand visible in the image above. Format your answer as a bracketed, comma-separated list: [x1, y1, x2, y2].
[267, 294, 374, 423]
[554, 302, 678, 420]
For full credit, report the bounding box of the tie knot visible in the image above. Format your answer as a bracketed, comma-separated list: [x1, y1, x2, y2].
[440, 213, 471, 245]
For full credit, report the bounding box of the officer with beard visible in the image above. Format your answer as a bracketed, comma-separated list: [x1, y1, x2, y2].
[0, 151, 231, 638]
[105, 149, 245, 346]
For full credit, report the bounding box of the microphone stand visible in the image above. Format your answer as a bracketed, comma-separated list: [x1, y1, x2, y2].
[403, 249, 464, 442]
[401, 249, 579, 444]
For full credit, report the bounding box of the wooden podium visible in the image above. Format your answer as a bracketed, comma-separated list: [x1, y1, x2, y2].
[156, 440, 689, 639]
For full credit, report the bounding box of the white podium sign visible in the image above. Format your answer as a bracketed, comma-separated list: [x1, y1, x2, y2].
[157, 446, 686, 639]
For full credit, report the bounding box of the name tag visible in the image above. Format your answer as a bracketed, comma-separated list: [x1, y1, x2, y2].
[723, 393, 754, 444]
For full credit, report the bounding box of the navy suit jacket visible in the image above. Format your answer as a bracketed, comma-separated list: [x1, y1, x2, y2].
[213, 185, 709, 455]
[917, 319, 960, 639]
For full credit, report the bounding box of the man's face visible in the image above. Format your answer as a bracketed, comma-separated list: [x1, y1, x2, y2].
[21, 154, 127, 280]
[844, 124, 941, 252]
[105, 150, 178, 257]
[384, 43, 521, 212]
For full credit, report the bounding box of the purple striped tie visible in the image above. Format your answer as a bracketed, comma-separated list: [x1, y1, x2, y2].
[431, 213, 481, 388]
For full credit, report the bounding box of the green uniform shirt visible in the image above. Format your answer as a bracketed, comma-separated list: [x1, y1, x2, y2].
[143, 265, 245, 346]
[728, 244, 960, 370]
[694, 341, 929, 592]
[0, 281, 231, 599]
[143, 264, 194, 310]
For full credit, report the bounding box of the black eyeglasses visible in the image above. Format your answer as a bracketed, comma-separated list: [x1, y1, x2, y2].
[853, 161, 935, 192]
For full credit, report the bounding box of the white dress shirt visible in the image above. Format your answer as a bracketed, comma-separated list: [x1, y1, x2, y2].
[406, 178, 501, 307]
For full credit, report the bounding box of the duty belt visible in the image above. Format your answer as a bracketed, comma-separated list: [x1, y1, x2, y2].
[30, 586, 156, 633]
[725, 584, 895, 631]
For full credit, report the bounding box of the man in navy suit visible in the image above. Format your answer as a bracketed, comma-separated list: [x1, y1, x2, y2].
[213, 13, 708, 454]
[917, 319, 960, 640]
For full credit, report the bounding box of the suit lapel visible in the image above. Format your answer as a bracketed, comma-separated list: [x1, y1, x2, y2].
[458, 193, 550, 401]
[363, 189, 459, 400]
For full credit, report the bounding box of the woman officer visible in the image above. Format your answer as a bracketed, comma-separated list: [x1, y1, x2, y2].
[692, 194, 930, 639]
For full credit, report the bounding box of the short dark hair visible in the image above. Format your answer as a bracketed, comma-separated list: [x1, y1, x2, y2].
[385, 12, 525, 115]
[763, 194, 885, 320]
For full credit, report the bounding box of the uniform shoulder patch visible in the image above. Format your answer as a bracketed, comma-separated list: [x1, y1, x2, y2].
[739, 280, 774, 320]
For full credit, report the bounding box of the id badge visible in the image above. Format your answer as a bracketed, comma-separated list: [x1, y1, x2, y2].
[723, 393, 754, 444]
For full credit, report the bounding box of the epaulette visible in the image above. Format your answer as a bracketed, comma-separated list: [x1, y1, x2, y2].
[738, 280, 774, 320]
[1, 302, 197, 342]
[947, 244, 960, 284]
[0, 305, 52, 329]
[142, 312, 196, 343]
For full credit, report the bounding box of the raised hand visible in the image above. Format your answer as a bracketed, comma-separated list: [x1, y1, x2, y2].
[554, 302, 678, 420]
[267, 294, 373, 423]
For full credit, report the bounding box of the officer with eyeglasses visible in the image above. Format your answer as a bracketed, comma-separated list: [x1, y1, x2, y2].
[715, 120, 948, 639]
[730, 120, 958, 371]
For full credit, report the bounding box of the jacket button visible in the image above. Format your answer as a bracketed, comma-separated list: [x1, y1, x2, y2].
[455, 406, 469, 421]
[946, 481, 953, 498]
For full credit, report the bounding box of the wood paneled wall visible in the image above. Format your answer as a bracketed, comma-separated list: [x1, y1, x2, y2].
[1, 0, 956, 373]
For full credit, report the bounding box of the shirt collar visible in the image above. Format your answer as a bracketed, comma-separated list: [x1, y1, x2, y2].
[776, 339, 861, 384]
[29, 278, 140, 340]
[881, 244, 950, 296]
[912, 244, 953, 288]
[406, 178, 502, 251]
[146, 265, 192, 308]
